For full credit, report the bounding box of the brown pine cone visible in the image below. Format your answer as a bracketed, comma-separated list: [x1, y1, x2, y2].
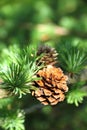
[37, 45, 58, 66]
[32, 65, 68, 105]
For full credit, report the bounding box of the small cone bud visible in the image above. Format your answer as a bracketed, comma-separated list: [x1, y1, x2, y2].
[37, 45, 58, 66]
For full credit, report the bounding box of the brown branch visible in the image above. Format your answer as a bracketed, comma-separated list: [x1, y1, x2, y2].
[70, 30, 87, 39]
[24, 103, 44, 115]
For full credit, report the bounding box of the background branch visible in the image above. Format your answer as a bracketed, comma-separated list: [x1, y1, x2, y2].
[24, 104, 44, 115]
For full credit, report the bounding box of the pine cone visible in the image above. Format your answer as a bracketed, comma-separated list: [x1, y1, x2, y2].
[32, 65, 68, 105]
[37, 45, 58, 65]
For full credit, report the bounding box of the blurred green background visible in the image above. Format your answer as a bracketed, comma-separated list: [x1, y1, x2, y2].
[0, 0, 87, 130]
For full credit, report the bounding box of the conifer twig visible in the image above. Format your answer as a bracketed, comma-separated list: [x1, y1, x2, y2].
[24, 104, 44, 114]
